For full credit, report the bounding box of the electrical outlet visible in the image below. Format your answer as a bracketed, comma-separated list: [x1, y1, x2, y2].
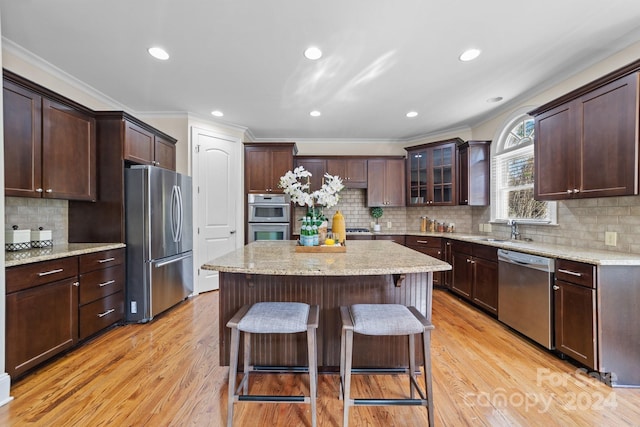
[605, 231, 617, 246]
[479, 224, 484, 232]
[485, 223, 492, 232]
[386, 221, 392, 229]
[131, 301, 137, 314]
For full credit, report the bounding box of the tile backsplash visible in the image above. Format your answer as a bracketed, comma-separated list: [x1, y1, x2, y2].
[5, 197, 68, 244]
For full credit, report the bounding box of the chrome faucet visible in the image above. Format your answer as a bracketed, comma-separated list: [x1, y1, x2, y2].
[509, 220, 520, 240]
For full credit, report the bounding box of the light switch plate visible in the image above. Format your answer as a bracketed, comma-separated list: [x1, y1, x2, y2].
[605, 231, 617, 246]
[386, 221, 392, 229]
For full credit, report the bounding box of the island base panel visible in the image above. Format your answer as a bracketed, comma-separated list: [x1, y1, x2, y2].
[219, 272, 433, 370]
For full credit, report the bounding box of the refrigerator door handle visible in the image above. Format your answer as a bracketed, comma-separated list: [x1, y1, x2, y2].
[154, 253, 192, 268]
[170, 185, 179, 242]
[176, 185, 184, 242]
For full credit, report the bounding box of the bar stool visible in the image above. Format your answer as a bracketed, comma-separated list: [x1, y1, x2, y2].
[339, 304, 435, 426]
[226, 302, 319, 427]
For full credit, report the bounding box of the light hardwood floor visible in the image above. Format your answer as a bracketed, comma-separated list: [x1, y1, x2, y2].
[1, 289, 639, 426]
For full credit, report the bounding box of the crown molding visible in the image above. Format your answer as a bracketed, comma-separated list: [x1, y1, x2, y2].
[2, 37, 130, 111]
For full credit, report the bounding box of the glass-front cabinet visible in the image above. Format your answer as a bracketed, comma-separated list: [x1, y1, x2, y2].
[405, 138, 460, 206]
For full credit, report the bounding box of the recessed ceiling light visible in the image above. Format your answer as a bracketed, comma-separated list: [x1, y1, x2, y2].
[486, 97, 504, 103]
[406, 111, 418, 118]
[148, 46, 170, 60]
[310, 110, 321, 117]
[304, 47, 323, 60]
[459, 48, 481, 62]
[211, 110, 224, 117]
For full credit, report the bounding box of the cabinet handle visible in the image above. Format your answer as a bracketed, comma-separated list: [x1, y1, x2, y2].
[98, 257, 116, 263]
[73, 281, 80, 287]
[466, 258, 471, 263]
[446, 242, 451, 246]
[567, 189, 573, 194]
[573, 188, 580, 193]
[46, 189, 53, 193]
[97, 308, 116, 318]
[558, 268, 582, 277]
[36, 188, 43, 193]
[98, 280, 116, 287]
[553, 285, 560, 291]
[38, 268, 63, 276]
[416, 240, 429, 244]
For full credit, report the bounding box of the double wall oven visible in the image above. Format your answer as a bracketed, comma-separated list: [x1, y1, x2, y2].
[247, 194, 291, 242]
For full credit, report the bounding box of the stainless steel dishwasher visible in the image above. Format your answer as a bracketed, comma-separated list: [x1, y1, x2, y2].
[498, 249, 555, 349]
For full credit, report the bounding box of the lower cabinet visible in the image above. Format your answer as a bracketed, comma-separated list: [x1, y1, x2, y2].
[405, 235, 443, 286]
[6, 257, 79, 378]
[5, 248, 125, 379]
[554, 259, 597, 369]
[451, 241, 498, 315]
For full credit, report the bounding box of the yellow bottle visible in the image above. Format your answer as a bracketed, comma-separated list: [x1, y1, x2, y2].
[332, 210, 346, 244]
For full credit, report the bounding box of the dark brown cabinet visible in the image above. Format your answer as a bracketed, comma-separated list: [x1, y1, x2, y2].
[124, 120, 176, 171]
[327, 158, 367, 188]
[6, 257, 79, 378]
[78, 249, 125, 340]
[554, 259, 597, 369]
[532, 71, 639, 200]
[294, 157, 326, 192]
[451, 241, 498, 315]
[68, 112, 177, 243]
[3, 73, 96, 201]
[458, 140, 490, 206]
[405, 236, 443, 286]
[367, 158, 405, 207]
[245, 143, 297, 193]
[405, 139, 458, 206]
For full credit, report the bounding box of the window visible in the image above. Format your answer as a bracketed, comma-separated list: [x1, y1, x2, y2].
[492, 115, 556, 223]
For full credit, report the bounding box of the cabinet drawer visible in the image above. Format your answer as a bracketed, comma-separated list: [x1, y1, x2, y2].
[405, 235, 442, 248]
[452, 240, 473, 256]
[79, 264, 125, 305]
[556, 259, 595, 288]
[79, 291, 124, 340]
[79, 248, 125, 274]
[472, 244, 498, 262]
[6, 257, 78, 293]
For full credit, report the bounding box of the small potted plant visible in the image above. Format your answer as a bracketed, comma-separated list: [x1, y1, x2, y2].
[370, 207, 383, 232]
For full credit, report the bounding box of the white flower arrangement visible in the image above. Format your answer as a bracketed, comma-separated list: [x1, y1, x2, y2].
[279, 166, 345, 209]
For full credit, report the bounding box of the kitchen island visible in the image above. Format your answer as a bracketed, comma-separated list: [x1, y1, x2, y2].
[202, 240, 451, 370]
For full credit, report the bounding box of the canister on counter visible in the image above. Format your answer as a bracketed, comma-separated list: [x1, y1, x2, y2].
[420, 216, 428, 232]
[437, 221, 445, 232]
[446, 223, 455, 233]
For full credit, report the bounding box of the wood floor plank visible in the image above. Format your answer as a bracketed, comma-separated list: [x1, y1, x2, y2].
[0, 289, 638, 426]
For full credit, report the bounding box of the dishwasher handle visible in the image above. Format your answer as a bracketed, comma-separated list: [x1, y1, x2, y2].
[497, 249, 554, 273]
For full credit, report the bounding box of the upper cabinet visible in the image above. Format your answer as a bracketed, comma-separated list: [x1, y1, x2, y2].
[326, 158, 367, 188]
[458, 140, 491, 206]
[367, 158, 405, 207]
[531, 63, 640, 200]
[405, 139, 458, 206]
[124, 120, 176, 171]
[3, 72, 96, 201]
[245, 143, 297, 193]
[294, 157, 327, 192]
[69, 111, 178, 243]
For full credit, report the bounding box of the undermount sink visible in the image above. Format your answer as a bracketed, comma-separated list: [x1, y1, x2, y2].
[473, 237, 531, 244]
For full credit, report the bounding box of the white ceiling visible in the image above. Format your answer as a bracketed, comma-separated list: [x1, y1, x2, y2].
[2, 1, 640, 141]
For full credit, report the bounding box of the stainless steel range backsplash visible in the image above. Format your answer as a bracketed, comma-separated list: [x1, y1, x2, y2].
[4, 197, 68, 245]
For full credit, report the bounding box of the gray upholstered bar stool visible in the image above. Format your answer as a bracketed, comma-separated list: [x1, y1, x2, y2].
[339, 304, 435, 426]
[226, 302, 319, 427]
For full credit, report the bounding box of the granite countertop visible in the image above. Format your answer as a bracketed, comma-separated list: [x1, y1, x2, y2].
[5, 243, 126, 267]
[402, 231, 640, 266]
[202, 240, 452, 276]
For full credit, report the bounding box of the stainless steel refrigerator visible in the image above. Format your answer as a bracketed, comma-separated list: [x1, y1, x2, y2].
[125, 165, 194, 323]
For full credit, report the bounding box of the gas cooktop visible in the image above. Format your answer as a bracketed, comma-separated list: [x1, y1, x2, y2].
[345, 228, 370, 233]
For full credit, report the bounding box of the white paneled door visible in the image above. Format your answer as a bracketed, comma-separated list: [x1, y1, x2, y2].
[192, 127, 240, 293]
